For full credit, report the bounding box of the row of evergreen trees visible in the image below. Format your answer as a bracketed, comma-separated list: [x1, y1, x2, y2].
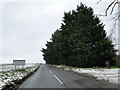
[41, 3, 116, 68]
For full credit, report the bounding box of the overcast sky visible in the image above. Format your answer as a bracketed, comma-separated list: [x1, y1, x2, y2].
[0, 0, 118, 64]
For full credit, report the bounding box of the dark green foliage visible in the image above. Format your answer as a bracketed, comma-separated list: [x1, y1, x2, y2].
[116, 55, 120, 66]
[41, 3, 116, 68]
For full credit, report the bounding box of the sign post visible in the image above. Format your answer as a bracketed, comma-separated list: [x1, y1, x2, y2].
[105, 61, 110, 69]
[13, 60, 25, 70]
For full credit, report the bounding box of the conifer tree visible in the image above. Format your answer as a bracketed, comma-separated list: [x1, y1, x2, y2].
[41, 3, 116, 67]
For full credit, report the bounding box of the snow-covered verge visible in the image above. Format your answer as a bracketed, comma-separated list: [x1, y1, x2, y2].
[0, 63, 40, 90]
[55, 65, 120, 85]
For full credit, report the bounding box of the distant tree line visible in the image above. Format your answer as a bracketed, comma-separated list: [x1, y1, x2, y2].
[41, 3, 116, 68]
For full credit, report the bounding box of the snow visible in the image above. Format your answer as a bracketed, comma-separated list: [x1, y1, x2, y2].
[57, 65, 120, 85]
[0, 63, 40, 89]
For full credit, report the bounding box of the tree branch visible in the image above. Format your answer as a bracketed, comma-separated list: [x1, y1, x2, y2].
[97, 0, 102, 4]
[110, 0, 119, 15]
[96, 0, 118, 16]
[96, 0, 119, 45]
[105, 0, 116, 16]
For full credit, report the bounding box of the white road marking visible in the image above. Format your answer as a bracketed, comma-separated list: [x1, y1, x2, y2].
[50, 71, 53, 74]
[54, 75, 63, 84]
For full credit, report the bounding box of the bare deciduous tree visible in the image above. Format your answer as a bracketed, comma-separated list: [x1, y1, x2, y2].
[96, 0, 119, 48]
[97, 0, 119, 16]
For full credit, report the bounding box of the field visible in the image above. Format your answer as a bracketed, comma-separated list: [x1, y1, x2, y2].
[0, 63, 40, 89]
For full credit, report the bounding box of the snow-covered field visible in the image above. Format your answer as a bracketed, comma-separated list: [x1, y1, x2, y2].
[56, 65, 120, 85]
[0, 63, 40, 89]
[0, 63, 38, 72]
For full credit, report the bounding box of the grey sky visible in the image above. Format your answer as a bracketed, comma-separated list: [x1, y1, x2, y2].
[0, 0, 118, 63]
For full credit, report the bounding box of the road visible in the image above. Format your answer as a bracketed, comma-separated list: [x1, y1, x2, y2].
[18, 64, 118, 88]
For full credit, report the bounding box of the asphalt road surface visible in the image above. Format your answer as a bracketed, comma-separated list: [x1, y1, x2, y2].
[19, 64, 118, 88]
